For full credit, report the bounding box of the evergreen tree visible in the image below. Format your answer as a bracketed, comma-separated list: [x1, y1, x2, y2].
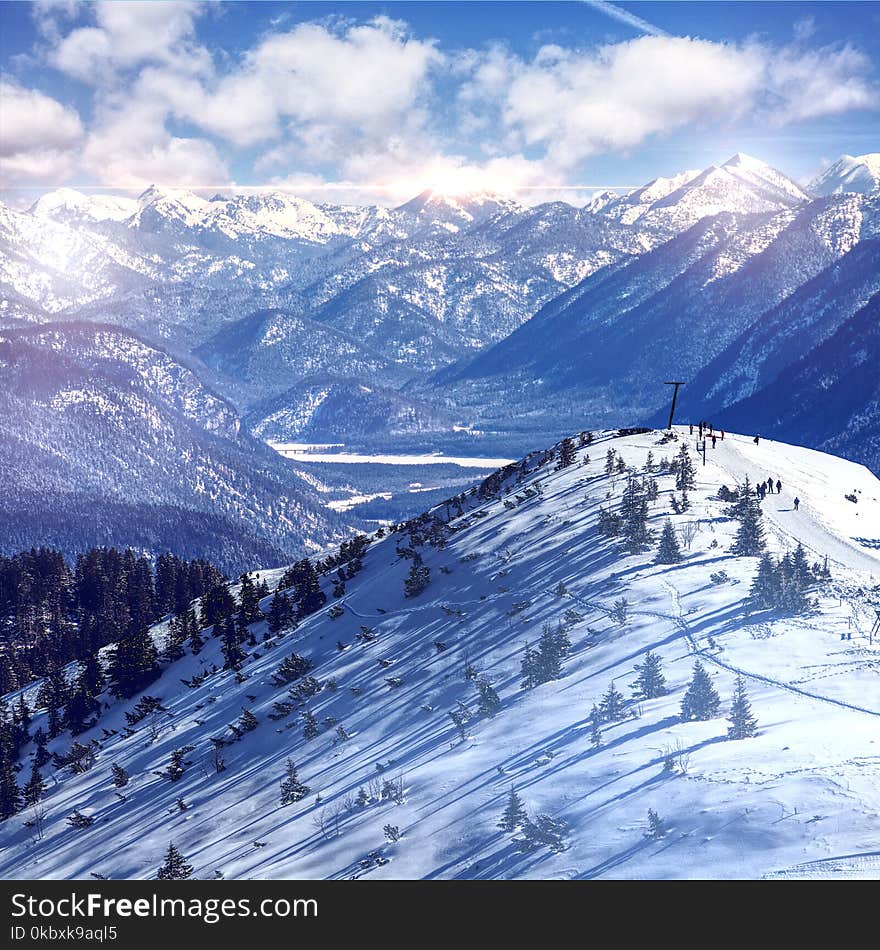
[731, 477, 765, 557]
[109, 625, 158, 699]
[655, 519, 683, 564]
[556, 437, 577, 469]
[600, 681, 626, 722]
[111, 763, 129, 788]
[266, 590, 295, 634]
[519, 644, 539, 690]
[404, 561, 431, 598]
[37, 664, 69, 738]
[498, 787, 527, 832]
[475, 678, 501, 718]
[620, 478, 653, 554]
[680, 661, 721, 721]
[220, 616, 246, 670]
[0, 746, 21, 819]
[727, 676, 758, 739]
[605, 448, 617, 474]
[271, 653, 312, 685]
[201, 579, 235, 630]
[279, 758, 310, 804]
[674, 444, 696, 491]
[589, 705, 602, 747]
[632, 651, 667, 699]
[749, 553, 780, 609]
[646, 808, 667, 839]
[32, 728, 49, 768]
[163, 615, 186, 663]
[189, 624, 205, 655]
[23, 764, 45, 806]
[237, 573, 264, 626]
[157, 843, 193, 880]
[597, 506, 623, 538]
[301, 710, 319, 740]
[536, 623, 563, 681]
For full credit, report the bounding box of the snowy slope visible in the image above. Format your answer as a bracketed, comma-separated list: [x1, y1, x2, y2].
[810, 154, 880, 196]
[2, 428, 878, 880]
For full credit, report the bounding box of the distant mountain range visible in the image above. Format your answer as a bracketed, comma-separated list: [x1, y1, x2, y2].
[1, 150, 879, 563]
[0, 322, 355, 572]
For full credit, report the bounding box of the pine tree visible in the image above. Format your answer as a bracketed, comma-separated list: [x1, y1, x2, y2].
[620, 478, 653, 554]
[201, 579, 235, 629]
[404, 561, 431, 598]
[674, 444, 696, 491]
[109, 625, 158, 698]
[536, 623, 563, 682]
[600, 681, 626, 722]
[475, 678, 501, 718]
[646, 808, 667, 839]
[37, 664, 69, 738]
[0, 748, 21, 819]
[301, 710, 319, 740]
[727, 676, 758, 739]
[189, 624, 205, 655]
[220, 616, 245, 670]
[237, 573, 264, 626]
[498, 787, 527, 832]
[749, 553, 780, 609]
[605, 448, 617, 474]
[272, 653, 312, 685]
[32, 728, 50, 768]
[589, 705, 602, 747]
[23, 764, 45, 806]
[267, 590, 294, 634]
[731, 477, 765, 557]
[655, 519, 683, 564]
[157, 843, 193, 880]
[279, 758, 310, 804]
[519, 644, 540, 690]
[556, 437, 576, 469]
[111, 763, 129, 788]
[680, 661, 720, 721]
[163, 615, 186, 662]
[632, 651, 667, 699]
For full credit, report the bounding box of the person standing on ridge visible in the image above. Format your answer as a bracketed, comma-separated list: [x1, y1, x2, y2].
[754, 435, 760, 445]
[776, 479, 782, 494]
[794, 496, 800, 511]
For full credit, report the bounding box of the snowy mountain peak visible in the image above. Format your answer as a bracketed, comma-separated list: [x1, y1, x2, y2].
[722, 152, 769, 171]
[397, 189, 523, 230]
[810, 153, 880, 196]
[29, 188, 138, 224]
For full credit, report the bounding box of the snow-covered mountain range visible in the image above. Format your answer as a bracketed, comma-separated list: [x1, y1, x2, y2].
[0, 322, 355, 573]
[2, 150, 879, 562]
[2, 428, 879, 879]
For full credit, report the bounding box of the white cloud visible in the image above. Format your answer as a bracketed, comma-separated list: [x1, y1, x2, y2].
[50, 0, 209, 83]
[462, 35, 879, 173]
[0, 80, 83, 184]
[765, 43, 877, 123]
[154, 17, 443, 149]
[14, 10, 880, 197]
[80, 97, 230, 189]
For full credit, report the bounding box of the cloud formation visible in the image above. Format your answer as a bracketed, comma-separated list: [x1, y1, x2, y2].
[3, 2, 877, 199]
[0, 80, 84, 184]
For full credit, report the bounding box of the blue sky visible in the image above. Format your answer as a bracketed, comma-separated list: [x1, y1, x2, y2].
[1, 1, 878, 205]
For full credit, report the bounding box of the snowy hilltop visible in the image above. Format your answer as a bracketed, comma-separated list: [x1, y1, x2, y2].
[1, 427, 879, 880]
